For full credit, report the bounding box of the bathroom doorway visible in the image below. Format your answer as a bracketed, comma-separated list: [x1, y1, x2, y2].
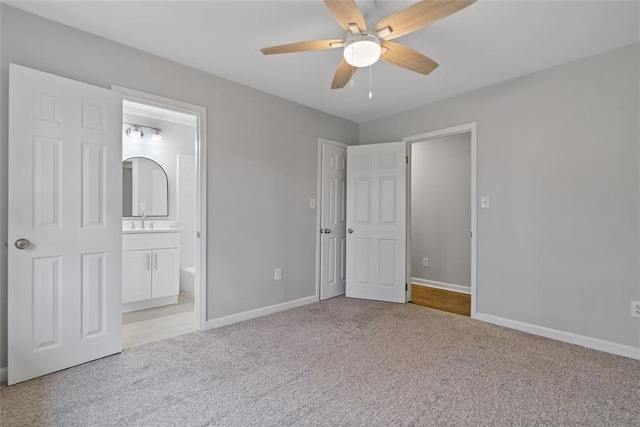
[114, 86, 207, 348]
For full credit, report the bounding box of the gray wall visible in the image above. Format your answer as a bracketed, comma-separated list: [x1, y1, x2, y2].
[411, 134, 471, 288]
[0, 6, 359, 369]
[362, 43, 640, 348]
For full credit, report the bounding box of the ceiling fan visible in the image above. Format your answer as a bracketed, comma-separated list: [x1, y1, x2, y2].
[261, 0, 476, 89]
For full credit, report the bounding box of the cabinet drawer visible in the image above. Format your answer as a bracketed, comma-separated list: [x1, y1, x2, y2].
[123, 232, 180, 251]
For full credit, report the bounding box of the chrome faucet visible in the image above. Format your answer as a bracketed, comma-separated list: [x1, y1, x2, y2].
[141, 213, 147, 230]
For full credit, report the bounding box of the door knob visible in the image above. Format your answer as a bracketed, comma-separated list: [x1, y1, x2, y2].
[14, 239, 30, 250]
[348, 228, 353, 234]
[323, 228, 331, 234]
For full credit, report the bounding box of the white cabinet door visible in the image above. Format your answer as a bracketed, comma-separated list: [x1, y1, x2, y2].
[152, 248, 180, 299]
[122, 250, 152, 303]
[346, 142, 407, 303]
[320, 142, 347, 300]
[8, 64, 122, 384]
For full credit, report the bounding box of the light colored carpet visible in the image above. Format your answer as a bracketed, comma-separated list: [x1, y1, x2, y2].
[1, 297, 639, 426]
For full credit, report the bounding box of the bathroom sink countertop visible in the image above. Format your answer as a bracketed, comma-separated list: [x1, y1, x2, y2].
[122, 228, 181, 234]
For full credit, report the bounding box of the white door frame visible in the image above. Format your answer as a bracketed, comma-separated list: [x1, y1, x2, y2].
[111, 85, 208, 331]
[315, 138, 348, 300]
[403, 122, 478, 317]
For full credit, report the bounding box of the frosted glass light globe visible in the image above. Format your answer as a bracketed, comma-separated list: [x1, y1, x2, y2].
[343, 32, 381, 68]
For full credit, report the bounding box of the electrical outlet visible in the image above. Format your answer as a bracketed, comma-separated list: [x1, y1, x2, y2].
[632, 300, 640, 318]
[274, 268, 282, 281]
[422, 258, 429, 268]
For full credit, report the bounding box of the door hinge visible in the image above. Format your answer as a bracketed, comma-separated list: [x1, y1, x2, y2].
[406, 156, 409, 164]
[471, 231, 473, 238]
[405, 283, 408, 291]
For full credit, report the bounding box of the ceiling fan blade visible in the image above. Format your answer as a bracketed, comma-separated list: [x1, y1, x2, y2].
[376, 0, 476, 41]
[380, 41, 439, 75]
[331, 58, 357, 89]
[261, 39, 345, 55]
[324, 0, 367, 32]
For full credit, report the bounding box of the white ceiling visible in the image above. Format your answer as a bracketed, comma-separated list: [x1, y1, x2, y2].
[9, 0, 640, 123]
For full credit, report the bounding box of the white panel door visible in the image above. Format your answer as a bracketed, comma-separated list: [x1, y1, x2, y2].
[152, 248, 180, 299]
[320, 142, 347, 300]
[8, 64, 122, 384]
[346, 142, 407, 303]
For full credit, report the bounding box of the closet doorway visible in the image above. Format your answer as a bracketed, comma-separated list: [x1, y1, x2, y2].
[405, 124, 477, 316]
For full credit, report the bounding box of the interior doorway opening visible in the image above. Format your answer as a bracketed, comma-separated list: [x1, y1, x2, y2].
[113, 87, 208, 347]
[405, 123, 477, 316]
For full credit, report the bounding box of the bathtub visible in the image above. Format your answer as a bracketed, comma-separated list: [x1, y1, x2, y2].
[180, 267, 195, 300]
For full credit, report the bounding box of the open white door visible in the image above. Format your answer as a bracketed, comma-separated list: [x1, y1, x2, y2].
[8, 64, 123, 384]
[346, 142, 407, 303]
[320, 141, 347, 300]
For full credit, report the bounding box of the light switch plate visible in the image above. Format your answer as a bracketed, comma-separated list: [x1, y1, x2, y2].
[310, 198, 316, 209]
[274, 268, 282, 281]
[632, 300, 640, 318]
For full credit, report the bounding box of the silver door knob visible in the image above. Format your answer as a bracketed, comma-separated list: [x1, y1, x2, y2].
[14, 238, 30, 250]
[348, 228, 353, 234]
[323, 228, 331, 234]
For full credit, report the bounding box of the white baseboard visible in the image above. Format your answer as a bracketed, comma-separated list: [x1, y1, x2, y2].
[474, 312, 640, 360]
[204, 295, 318, 330]
[0, 367, 7, 383]
[411, 277, 471, 295]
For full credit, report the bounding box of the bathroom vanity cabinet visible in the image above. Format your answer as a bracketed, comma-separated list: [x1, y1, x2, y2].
[122, 229, 180, 312]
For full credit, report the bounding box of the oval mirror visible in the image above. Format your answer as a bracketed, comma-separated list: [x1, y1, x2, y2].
[122, 157, 169, 217]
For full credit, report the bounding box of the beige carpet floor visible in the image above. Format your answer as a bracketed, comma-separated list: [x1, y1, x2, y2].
[1, 297, 639, 426]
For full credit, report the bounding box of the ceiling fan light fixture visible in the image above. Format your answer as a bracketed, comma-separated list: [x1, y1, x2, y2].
[343, 32, 381, 68]
[259, 0, 476, 89]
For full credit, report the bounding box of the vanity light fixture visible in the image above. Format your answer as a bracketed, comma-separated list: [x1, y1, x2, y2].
[124, 123, 163, 143]
[151, 128, 162, 143]
[125, 125, 143, 141]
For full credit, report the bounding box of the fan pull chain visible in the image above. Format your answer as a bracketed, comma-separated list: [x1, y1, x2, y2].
[350, 44, 356, 87]
[369, 65, 373, 99]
